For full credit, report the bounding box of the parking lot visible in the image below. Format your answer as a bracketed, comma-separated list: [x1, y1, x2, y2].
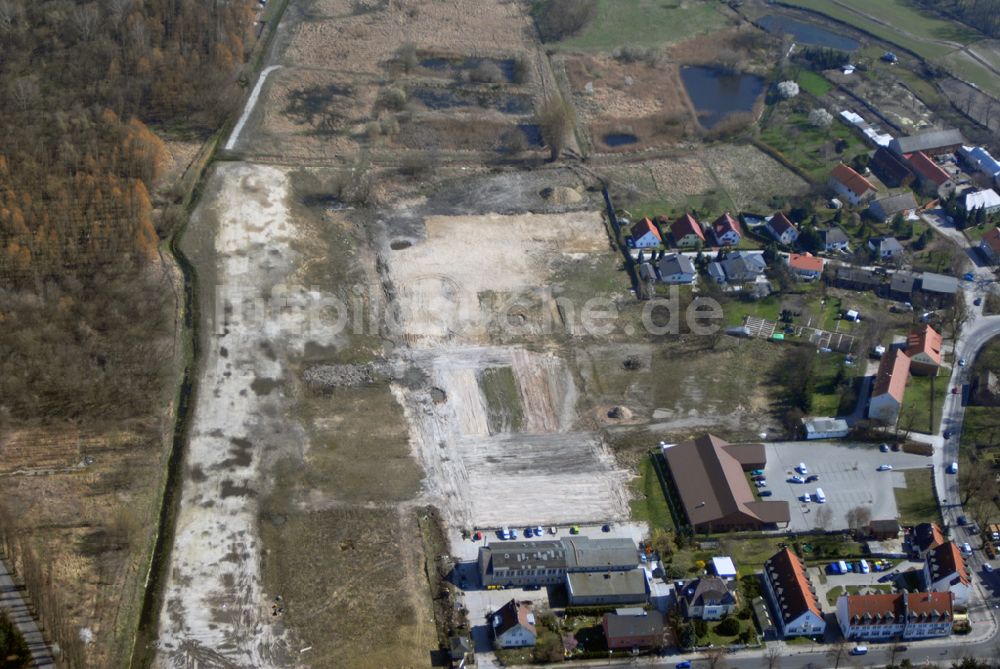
[763, 441, 932, 532]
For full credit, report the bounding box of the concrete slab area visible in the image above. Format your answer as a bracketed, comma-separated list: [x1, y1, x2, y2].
[763, 441, 932, 532]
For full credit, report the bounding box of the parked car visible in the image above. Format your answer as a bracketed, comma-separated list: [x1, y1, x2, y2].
[985, 563, 995, 573]
[676, 662, 692, 669]
[549, 526, 557, 535]
[948, 462, 959, 474]
[880, 443, 890, 452]
[535, 526, 544, 536]
[944, 430, 953, 440]
[953, 386, 961, 394]
[961, 542, 973, 555]
[975, 297, 983, 306]
[602, 524, 611, 532]
[570, 525, 580, 534]
[751, 469, 765, 476]
[801, 493, 812, 503]
[797, 462, 809, 474]
[877, 464, 893, 471]
[964, 272, 975, 281]
[958, 515, 968, 526]
[753, 474, 767, 481]
[756, 480, 768, 488]
[510, 528, 519, 539]
[851, 645, 868, 655]
[789, 475, 805, 484]
[959, 358, 967, 366]
[860, 559, 870, 574]
[759, 490, 773, 497]
[805, 474, 820, 483]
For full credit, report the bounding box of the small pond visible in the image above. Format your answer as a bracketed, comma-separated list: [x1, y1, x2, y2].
[757, 15, 860, 51]
[680, 66, 765, 130]
[603, 133, 638, 147]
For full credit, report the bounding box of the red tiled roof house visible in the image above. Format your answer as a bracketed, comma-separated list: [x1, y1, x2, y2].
[786, 252, 824, 280]
[711, 213, 742, 246]
[924, 541, 971, 606]
[670, 213, 706, 249]
[629, 217, 663, 249]
[905, 325, 943, 376]
[980, 227, 1000, 265]
[869, 347, 910, 424]
[828, 163, 878, 206]
[762, 547, 826, 638]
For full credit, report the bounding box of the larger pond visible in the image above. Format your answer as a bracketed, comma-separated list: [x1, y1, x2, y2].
[680, 66, 765, 130]
[757, 15, 860, 51]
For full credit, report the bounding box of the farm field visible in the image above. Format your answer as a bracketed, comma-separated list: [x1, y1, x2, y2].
[556, 0, 727, 51]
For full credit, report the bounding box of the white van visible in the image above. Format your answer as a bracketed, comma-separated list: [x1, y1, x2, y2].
[801, 492, 812, 503]
[851, 645, 868, 655]
[948, 461, 959, 474]
[815, 488, 826, 503]
[798, 462, 808, 474]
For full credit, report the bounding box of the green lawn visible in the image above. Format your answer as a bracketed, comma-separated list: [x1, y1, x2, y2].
[758, 109, 868, 183]
[826, 584, 893, 606]
[630, 456, 673, 529]
[898, 373, 945, 434]
[894, 468, 941, 525]
[810, 352, 854, 416]
[723, 295, 782, 327]
[557, 0, 726, 51]
[942, 50, 1000, 98]
[697, 616, 758, 648]
[782, 0, 972, 62]
[797, 70, 832, 97]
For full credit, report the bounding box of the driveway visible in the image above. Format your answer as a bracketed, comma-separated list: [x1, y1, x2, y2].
[763, 441, 931, 532]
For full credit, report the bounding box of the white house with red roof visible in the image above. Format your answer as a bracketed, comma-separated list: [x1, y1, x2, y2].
[710, 213, 742, 246]
[828, 163, 878, 206]
[765, 212, 799, 246]
[762, 548, 826, 638]
[923, 541, 971, 606]
[980, 227, 1000, 265]
[671, 213, 706, 248]
[490, 599, 537, 648]
[786, 252, 824, 280]
[836, 591, 953, 641]
[629, 217, 663, 249]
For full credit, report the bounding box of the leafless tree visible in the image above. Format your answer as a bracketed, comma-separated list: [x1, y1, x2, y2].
[764, 644, 782, 668]
[704, 646, 728, 669]
[70, 4, 100, 41]
[815, 505, 833, 530]
[536, 94, 576, 161]
[845, 505, 871, 532]
[826, 638, 849, 669]
[10, 76, 37, 112]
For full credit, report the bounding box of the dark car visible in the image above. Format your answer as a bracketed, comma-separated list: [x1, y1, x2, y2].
[975, 297, 983, 306]
[806, 474, 820, 483]
[602, 524, 611, 532]
[759, 490, 773, 497]
[753, 474, 767, 481]
[958, 515, 968, 526]
[944, 430, 953, 439]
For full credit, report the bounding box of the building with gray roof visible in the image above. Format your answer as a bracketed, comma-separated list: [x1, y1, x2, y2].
[890, 129, 965, 156]
[478, 536, 639, 586]
[566, 569, 649, 606]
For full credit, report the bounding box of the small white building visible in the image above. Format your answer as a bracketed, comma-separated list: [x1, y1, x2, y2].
[803, 417, 849, 440]
[711, 556, 738, 581]
[964, 188, 1000, 215]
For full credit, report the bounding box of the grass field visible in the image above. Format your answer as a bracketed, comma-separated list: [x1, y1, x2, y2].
[630, 456, 673, 529]
[898, 373, 945, 434]
[825, 584, 893, 606]
[895, 468, 941, 525]
[759, 109, 868, 183]
[782, 0, 971, 62]
[797, 70, 832, 97]
[558, 0, 726, 51]
[723, 295, 782, 327]
[479, 366, 525, 433]
[811, 352, 854, 416]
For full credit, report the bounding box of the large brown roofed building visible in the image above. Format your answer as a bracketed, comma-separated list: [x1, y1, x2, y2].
[762, 547, 825, 638]
[869, 347, 910, 424]
[661, 434, 788, 532]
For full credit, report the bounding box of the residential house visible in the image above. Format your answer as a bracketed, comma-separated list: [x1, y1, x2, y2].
[802, 417, 849, 440]
[657, 253, 696, 284]
[869, 192, 918, 223]
[911, 522, 946, 558]
[868, 236, 905, 259]
[449, 636, 474, 668]
[678, 576, 738, 620]
[924, 541, 971, 606]
[786, 252, 823, 280]
[711, 212, 742, 246]
[868, 347, 910, 425]
[707, 262, 726, 284]
[762, 547, 826, 638]
[832, 267, 881, 292]
[905, 325, 943, 376]
[720, 251, 767, 283]
[671, 213, 706, 249]
[964, 188, 1000, 215]
[836, 592, 953, 640]
[566, 569, 650, 606]
[907, 151, 953, 197]
[629, 217, 662, 249]
[766, 212, 799, 245]
[870, 146, 915, 188]
[917, 272, 958, 308]
[821, 227, 850, 252]
[890, 129, 965, 156]
[489, 599, 537, 648]
[829, 164, 877, 206]
[889, 271, 917, 302]
[602, 610, 665, 650]
[980, 227, 1000, 265]
[959, 145, 1000, 179]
